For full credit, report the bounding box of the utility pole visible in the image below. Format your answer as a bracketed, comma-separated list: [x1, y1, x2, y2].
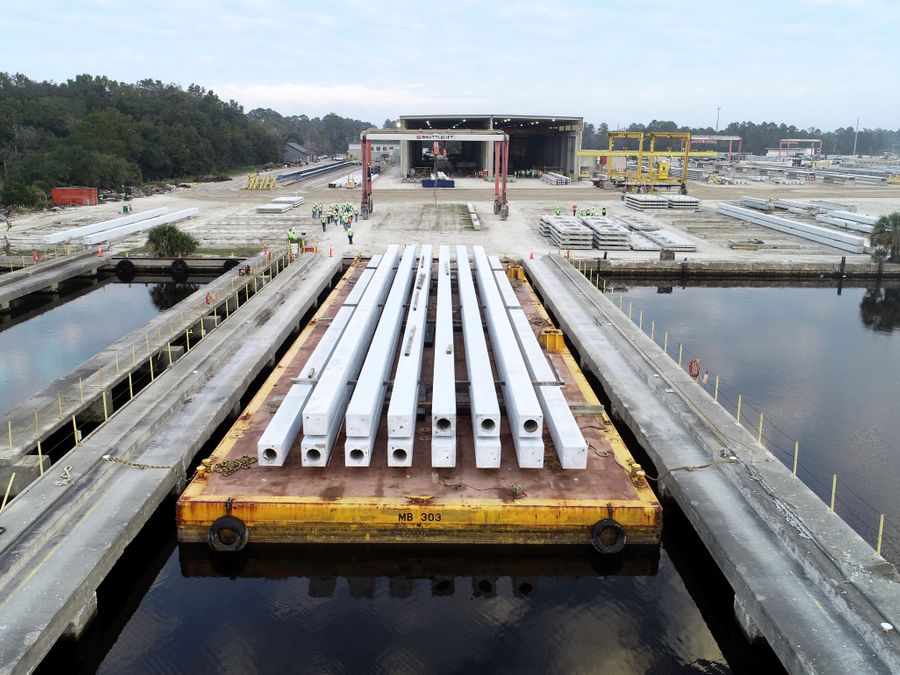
[715, 106, 721, 133]
[852, 117, 860, 156]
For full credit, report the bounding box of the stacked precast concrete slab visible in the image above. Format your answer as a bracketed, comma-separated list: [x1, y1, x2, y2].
[257, 244, 586, 470]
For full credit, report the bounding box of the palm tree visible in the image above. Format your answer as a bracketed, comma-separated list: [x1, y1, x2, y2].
[871, 212, 900, 263]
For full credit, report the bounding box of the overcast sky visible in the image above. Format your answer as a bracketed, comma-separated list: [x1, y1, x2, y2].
[2, 0, 897, 130]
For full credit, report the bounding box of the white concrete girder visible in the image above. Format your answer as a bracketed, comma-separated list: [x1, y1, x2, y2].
[301, 246, 400, 466]
[456, 246, 501, 468]
[386, 246, 433, 467]
[472, 246, 544, 467]
[431, 245, 457, 467]
[344, 245, 417, 466]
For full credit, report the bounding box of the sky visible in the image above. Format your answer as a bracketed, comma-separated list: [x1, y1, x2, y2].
[2, 0, 898, 130]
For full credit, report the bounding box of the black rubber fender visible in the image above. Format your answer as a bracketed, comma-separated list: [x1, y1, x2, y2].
[208, 515, 248, 552]
[222, 258, 240, 272]
[115, 259, 135, 282]
[591, 518, 626, 554]
[171, 258, 189, 281]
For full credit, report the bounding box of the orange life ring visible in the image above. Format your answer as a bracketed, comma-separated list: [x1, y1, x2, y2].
[32, 252, 40, 263]
[688, 358, 701, 379]
[205, 291, 212, 305]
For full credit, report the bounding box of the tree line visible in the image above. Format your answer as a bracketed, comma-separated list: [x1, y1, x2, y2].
[0, 72, 282, 207]
[247, 108, 373, 157]
[581, 120, 900, 156]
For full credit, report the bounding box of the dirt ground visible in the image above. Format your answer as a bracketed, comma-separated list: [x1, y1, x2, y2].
[6, 163, 900, 264]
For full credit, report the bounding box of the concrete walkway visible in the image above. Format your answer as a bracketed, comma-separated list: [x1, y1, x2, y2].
[525, 254, 900, 675]
[0, 253, 340, 675]
[0, 249, 103, 311]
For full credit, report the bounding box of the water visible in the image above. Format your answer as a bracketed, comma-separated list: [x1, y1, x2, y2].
[36, 279, 900, 673]
[608, 279, 900, 558]
[0, 281, 199, 415]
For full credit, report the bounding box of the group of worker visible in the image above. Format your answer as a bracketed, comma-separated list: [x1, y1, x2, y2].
[312, 202, 358, 232]
[555, 205, 607, 217]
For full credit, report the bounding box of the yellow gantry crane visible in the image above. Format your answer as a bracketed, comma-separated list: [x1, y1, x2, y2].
[578, 131, 715, 191]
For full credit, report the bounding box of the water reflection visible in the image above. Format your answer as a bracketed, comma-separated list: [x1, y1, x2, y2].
[859, 284, 900, 333]
[149, 283, 200, 311]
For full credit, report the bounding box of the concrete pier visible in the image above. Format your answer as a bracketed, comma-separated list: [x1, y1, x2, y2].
[525, 254, 900, 675]
[0, 253, 340, 675]
[0, 249, 103, 311]
[0, 249, 293, 497]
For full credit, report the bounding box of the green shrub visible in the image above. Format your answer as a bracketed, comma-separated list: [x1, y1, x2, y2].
[146, 223, 199, 257]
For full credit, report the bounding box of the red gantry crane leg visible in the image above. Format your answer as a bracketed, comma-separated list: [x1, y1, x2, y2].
[492, 137, 509, 220]
[360, 139, 373, 219]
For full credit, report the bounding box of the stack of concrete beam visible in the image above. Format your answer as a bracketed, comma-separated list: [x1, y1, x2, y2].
[42, 208, 172, 245]
[625, 194, 668, 210]
[661, 195, 700, 209]
[386, 246, 434, 467]
[540, 172, 570, 185]
[773, 198, 817, 213]
[640, 228, 697, 252]
[83, 208, 199, 245]
[740, 196, 773, 211]
[257, 254, 385, 466]
[301, 246, 400, 466]
[717, 203, 867, 253]
[343, 246, 418, 467]
[538, 216, 593, 249]
[466, 202, 481, 230]
[815, 214, 873, 234]
[579, 216, 631, 250]
[257, 195, 304, 213]
[456, 246, 502, 467]
[472, 247, 544, 467]
[485, 250, 586, 469]
[812, 200, 855, 212]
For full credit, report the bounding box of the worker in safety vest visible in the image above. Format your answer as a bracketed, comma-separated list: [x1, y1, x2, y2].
[602, 207, 607, 216]
[571, 204, 577, 216]
[347, 227, 354, 245]
[287, 227, 297, 255]
[555, 207, 560, 216]
[321, 215, 327, 232]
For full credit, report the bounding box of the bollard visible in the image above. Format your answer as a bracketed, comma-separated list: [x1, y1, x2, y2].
[830, 474, 837, 511]
[128, 373, 134, 400]
[677, 344, 683, 368]
[72, 416, 79, 446]
[736, 394, 742, 425]
[57, 392, 63, 420]
[1, 473, 15, 512]
[757, 413, 764, 443]
[876, 515, 885, 557]
[793, 441, 799, 476]
[79, 378, 84, 404]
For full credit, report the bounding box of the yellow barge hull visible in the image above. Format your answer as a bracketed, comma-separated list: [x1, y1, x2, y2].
[176, 258, 662, 549]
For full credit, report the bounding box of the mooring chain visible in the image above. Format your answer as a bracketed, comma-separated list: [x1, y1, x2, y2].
[101, 455, 174, 471]
[202, 455, 257, 477]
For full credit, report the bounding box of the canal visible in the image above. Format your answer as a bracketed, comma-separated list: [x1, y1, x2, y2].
[28, 278, 900, 674]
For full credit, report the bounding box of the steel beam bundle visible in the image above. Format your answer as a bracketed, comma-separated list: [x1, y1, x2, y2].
[301, 245, 400, 466]
[42, 208, 171, 245]
[431, 245, 457, 467]
[717, 203, 867, 253]
[490, 262, 587, 469]
[386, 246, 433, 467]
[456, 246, 502, 467]
[83, 208, 199, 245]
[344, 245, 417, 466]
[257, 257, 382, 466]
[472, 246, 544, 468]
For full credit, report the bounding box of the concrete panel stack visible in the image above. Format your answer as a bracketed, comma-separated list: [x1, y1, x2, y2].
[640, 228, 697, 252]
[661, 195, 700, 209]
[579, 216, 631, 250]
[540, 172, 570, 185]
[624, 194, 668, 210]
[538, 216, 593, 249]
